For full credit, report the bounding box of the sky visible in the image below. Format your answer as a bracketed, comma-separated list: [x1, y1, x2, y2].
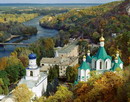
[0, 0, 119, 4]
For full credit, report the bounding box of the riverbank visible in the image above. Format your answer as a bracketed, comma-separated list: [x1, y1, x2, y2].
[5, 35, 20, 42]
[0, 16, 58, 58]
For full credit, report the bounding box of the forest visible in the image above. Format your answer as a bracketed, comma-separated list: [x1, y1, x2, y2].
[40, 1, 130, 66]
[3, 8, 68, 15]
[0, 13, 38, 42]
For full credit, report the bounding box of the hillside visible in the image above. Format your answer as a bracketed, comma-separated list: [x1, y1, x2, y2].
[40, 1, 130, 65]
[39, 1, 123, 41]
[40, 1, 121, 29]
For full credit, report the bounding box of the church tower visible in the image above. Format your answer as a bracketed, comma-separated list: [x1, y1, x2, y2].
[19, 53, 48, 97]
[78, 56, 90, 82]
[26, 53, 40, 80]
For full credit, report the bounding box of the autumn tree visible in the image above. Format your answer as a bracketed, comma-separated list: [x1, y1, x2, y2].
[0, 57, 7, 70]
[74, 72, 125, 102]
[13, 84, 34, 102]
[29, 38, 55, 65]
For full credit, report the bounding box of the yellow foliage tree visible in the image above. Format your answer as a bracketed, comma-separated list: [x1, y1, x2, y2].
[0, 57, 8, 70]
[13, 84, 34, 102]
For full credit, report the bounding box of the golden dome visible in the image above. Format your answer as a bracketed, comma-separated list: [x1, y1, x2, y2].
[83, 55, 86, 58]
[99, 36, 105, 42]
[87, 50, 90, 53]
[115, 56, 118, 60]
[116, 50, 119, 54]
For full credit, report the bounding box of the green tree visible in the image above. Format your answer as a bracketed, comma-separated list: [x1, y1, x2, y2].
[0, 71, 10, 95]
[66, 64, 79, 82]
[5, 56, 25, 83]
[48, 65, 59, 82]
[46, 85, 73, 102]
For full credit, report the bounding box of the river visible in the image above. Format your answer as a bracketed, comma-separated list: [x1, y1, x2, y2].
[0, 16, 58, 58]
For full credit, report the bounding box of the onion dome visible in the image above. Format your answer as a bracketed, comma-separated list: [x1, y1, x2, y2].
[115, 56, 118, 60]
[86, 50, 92, 63]
[28, 53, 36, 59]
[87, 50, 90, 53]
[83, 55, 86, 62]
[79, 59, 90, 70]
[83, 55, 86, 58]
[99, 36, 105, 42]
[116, 50, 119, 54]
[78, 55, 90, 70]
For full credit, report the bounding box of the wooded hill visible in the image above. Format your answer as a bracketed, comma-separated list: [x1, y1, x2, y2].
[40, 1, 130, 65]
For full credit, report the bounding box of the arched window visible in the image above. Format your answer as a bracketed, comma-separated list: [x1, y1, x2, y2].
[30, 71, 33, 76]
[106, 62, 107, 69]
[95, 61, 96, 68]
[105, 59, 111, 69]
[100, 62, 102, 69]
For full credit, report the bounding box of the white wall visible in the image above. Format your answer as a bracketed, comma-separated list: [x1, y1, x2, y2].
[120, 63, 123, 69]
[85, 69, 90, 81]
[32, 76, 47, 97]
[29, 59, 38, 69]
[78, 69, 81, 81]
[78, 69, 90, 82]
[92, 59, 96, 69]
[105, 59, 111, 70]
[96, 59, 104, 70]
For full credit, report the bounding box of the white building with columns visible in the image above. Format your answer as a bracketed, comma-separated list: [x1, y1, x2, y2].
[19, 53, 47, 97]
[77, 36, 123, 82]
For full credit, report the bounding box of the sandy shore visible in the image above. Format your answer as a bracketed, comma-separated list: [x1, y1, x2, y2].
[5, 35, 20, 42]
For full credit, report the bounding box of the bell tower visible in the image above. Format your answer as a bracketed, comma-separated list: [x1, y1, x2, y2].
[26, 53, 40, 80]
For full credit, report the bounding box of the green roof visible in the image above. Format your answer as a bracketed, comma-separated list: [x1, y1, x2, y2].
[110, 62, 121, 71]
[86, 55, 92, 63]
[74, 80, 78, 85]
[79, 61, 90, 70]
[92, 47, 112, 60]
[118, 56, 123, 64]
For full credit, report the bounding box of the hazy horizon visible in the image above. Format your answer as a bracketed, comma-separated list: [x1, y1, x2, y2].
[0, 0, 119, 4]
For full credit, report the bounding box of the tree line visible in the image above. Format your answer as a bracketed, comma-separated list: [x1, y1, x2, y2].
[0, 13, 38, 42]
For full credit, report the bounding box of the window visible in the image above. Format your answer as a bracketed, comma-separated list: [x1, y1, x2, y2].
[95, 61, 96, 68]
[42, 64, 44, 66]
[106, 62, 107, 69]
[30, 71, 33, 76]
[100, 62, 102, 69]
[82, 76, 84, 79]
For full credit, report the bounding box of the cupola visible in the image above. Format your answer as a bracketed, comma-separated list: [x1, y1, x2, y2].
[28, 53, 37, 59]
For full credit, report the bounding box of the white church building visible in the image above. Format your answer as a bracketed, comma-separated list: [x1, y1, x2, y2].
[77, 36, 123, 82]
[19, 53, 48, 97]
